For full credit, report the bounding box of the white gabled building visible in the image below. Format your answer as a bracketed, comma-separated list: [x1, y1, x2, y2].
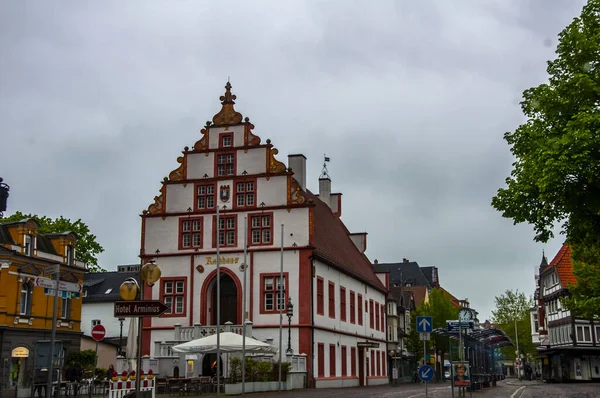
[139, 83, 389, 388]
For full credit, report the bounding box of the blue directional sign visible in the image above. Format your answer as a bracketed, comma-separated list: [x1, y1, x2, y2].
[418, 364, 434, 382]
[416, 316, 433, 333]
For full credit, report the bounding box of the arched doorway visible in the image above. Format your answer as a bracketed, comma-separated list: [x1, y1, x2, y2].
[202, 353, 223, 377]
[211, 274, 238, 325]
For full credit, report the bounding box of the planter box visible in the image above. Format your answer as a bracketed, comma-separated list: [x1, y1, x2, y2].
[224, 380, 290, 395]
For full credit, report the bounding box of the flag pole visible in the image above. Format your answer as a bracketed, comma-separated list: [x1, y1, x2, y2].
[278, 224, 284, 391]
[242, 216, 248, 395]
[216, 204, 221, 398]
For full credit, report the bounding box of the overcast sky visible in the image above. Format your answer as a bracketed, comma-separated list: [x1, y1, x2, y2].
[0, 0, 586, 321]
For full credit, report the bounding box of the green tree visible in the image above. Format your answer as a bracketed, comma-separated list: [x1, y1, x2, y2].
[491, 0, 600, 317]
[418, 288, 460, 379]
[491, 289, 535, 360]
[0, 211, 105, 272]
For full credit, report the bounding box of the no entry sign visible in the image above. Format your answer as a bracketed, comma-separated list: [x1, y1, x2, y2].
[91, 324, 106, 342]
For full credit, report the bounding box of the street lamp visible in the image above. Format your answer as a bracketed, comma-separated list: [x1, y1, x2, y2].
[0, 177, 9, 217]
[286, 297, 294, 354]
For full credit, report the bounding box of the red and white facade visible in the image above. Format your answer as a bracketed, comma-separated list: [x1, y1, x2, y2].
[140, 83, 388, 388]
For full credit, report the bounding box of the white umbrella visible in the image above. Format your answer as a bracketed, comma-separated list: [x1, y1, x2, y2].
[172, 332, 277, 354]
[125, 318, 138, 372]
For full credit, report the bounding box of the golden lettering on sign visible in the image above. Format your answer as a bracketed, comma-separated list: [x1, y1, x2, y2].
[11, 347, 29, 358]
[205, 256, 240, 265]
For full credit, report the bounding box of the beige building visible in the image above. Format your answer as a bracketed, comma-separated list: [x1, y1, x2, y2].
[81, 336, 119, 371]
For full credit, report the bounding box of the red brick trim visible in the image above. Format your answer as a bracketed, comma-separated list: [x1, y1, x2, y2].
[316, 277, 324, 316]
[233, 177, 257, 210]
[178, 216, 204, 250]
[214, 151, 237, 177]
[199, 268, 242, 325]
[247, 211, 273, 246]
[259, 272, 289, 314]
[218, 132, 233, 148]
[159, 276, 188, 318]
[212, 214, 238, 248]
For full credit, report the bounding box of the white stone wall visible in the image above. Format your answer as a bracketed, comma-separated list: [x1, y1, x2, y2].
[313, 259, 387, 342]
[81, 301, 133, 338]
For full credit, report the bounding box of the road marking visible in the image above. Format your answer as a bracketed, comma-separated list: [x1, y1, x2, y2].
[404, 386, 450, 398]
[511, 385, 526, 398]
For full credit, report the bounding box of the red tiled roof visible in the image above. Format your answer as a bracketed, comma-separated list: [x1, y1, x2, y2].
[544, 244, 577, 287]
[405, 286, 427, 306]
[439, 286, 461, 308]
[307, 190, 386, 293]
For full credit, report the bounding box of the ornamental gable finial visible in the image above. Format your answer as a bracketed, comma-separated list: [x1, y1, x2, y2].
[212, 81, 243, 126]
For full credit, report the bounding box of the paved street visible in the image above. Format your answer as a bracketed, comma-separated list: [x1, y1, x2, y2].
[155, 379, 600, 397]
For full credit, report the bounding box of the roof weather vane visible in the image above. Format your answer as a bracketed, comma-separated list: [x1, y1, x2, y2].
[320, 154, 331, 178]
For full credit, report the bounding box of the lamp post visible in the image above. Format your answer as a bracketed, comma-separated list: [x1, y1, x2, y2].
[119, 261, 162, 398]
[0, 177, 9, 217]
[118, 318, 125, 356]
[286, 298, 294, 354]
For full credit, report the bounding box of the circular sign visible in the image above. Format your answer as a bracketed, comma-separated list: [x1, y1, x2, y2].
[91, 324, 106, 342]
[418, 364, 434, 382]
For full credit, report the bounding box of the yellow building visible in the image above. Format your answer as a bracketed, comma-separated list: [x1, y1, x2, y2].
[0, 218, 85, 396]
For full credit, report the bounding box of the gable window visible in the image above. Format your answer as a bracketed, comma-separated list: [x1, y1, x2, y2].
[24, 234, 34, 256]
[213, 215, 237, 247]
[340, 287, 346, 322]
[196, 183, 216, 210]
[260, 273, 288, 314]
[248, 213, 273, 246]
[220, 133, 233, 148]
[328, 281, 335, 318]
[160, 278, 186, 317]
[235, 179, 256, 208]
[20, 282, 33, 316]
[357, 294, 363, 325]
[316, 277, 324, 315]
[349, 291, 356, 324]
[65, 245, 75, 265]
[61, 298, 71, 319]
[179, 217, 203, 249]
[216, 153, 235, 176]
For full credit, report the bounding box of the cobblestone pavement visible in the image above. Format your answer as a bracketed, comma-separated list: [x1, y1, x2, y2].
[166, 380, 600, 398]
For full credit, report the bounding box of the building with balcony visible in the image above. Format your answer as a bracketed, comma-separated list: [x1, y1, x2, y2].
[139, 83, 389, 388]
[531, 244, 600, 382]
[0, 218, 85, 396]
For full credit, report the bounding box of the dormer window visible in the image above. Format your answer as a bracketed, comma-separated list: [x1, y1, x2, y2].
[20, 281, 33, 315]
[66, 245, 74, 265]
[24, 234, 34, 256]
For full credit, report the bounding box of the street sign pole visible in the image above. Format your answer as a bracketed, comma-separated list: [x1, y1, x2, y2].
[46, 263, 60, 398]
[88, 340, 99, 398]
[424, 339, 428, 398]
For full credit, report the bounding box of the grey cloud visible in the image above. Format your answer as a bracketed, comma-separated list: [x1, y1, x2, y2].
[0, 0, 585, 320]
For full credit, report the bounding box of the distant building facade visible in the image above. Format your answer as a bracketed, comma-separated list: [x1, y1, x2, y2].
[531, 245, 600, 382]
[0, 218, 85, 397]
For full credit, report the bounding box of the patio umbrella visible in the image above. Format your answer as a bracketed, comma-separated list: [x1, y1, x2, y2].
[172, 332, 277, 354]
[125, 318, 138, 372]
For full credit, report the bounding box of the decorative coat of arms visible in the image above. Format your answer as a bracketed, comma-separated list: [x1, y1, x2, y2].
[220, 185, 230, 202]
